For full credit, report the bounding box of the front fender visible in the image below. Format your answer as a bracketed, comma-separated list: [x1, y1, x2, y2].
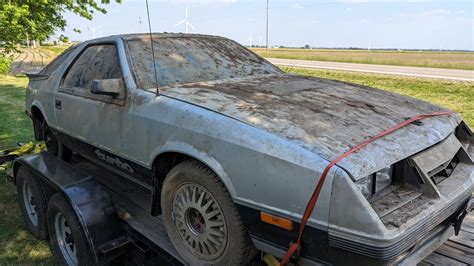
[149, 140, 236, 197]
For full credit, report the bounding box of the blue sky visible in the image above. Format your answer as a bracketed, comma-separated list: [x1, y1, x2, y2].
[58, 0, 473, 50]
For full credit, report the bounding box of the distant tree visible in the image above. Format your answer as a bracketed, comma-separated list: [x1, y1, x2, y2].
[59, 35, 70, 43]
[0, 0, 121, 54]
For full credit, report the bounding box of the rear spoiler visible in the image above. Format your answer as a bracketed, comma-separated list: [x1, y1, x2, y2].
[25, 72, 48, 80]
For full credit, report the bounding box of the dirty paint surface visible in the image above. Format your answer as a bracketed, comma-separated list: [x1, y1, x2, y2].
[159, 73, 460, 179]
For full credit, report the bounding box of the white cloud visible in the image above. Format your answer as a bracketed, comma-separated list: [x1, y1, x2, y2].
[399, 13, 409, 17]
[291, 3, 305, 9]
[424, 9, 451, 16]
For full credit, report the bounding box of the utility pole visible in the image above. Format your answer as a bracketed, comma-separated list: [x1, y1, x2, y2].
[266, 0, 269, 52]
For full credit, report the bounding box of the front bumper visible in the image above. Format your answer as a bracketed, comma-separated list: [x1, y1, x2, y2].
[467, 197, 474, 212]
[327, 191, 472, 263]
[252, 196, 473, 266]
[395, 196, 472, 265]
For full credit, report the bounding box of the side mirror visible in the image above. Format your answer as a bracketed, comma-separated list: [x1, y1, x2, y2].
[90, 79, 125, 98]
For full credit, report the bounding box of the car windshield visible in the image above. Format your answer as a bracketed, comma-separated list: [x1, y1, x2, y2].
[126, 36, 281, 89]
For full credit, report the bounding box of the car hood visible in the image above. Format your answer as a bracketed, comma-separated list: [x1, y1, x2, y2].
[161, 74, 461, 179]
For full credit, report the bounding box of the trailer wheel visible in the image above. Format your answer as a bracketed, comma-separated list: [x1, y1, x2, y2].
[47, 193, 94, 266]
[161, 160, 255, 265]
[16, 167, 49, 240]
[43, 122, 72, 162]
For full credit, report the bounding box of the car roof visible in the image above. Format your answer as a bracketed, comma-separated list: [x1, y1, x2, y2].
[83, 33, 226, 43]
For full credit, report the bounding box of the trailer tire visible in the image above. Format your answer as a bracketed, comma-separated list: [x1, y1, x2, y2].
[16, 167, 49, 240]
[47, 193, 94, 266]
[161, 160, 255, 265]
[43, 122, 72, 162]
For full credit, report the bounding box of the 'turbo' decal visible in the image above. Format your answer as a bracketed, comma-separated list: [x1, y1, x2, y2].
[95, 149, 134, 174]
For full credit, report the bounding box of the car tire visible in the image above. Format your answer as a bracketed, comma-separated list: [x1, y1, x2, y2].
[161, 160, 255, 265]
[47, 193, 94, 266]
[43, 121, 72, 162]
[16, 167, 49, 240]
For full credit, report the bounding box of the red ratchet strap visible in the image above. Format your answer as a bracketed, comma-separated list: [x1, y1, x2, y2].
[280, 111, 454, 265]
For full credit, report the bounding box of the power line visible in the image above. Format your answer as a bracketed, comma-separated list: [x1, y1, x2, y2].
[145, 0, 159, 95]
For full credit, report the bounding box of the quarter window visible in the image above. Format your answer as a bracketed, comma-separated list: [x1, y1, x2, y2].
[40, 46, 76, 76]
[63, 44, 122, 90]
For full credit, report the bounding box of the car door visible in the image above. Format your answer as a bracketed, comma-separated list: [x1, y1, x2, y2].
[54, 43, 135, 175]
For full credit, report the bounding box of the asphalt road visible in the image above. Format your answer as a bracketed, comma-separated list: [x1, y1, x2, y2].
[268, 58, 474, 82]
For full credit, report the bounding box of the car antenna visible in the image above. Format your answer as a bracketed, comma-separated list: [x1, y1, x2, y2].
[145, 0, 160, 95]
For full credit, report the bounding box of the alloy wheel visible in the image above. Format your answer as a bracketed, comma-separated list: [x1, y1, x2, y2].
[172, 183, 228, 260]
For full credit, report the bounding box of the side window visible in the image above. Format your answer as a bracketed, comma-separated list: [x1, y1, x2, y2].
[63, 44, 122, 90]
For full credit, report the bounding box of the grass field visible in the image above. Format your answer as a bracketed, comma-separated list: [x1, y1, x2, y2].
[0, 69, 472, 263]
[39, 45, 71, 56]
[253, 48, 474, 70]
[0, 75, 55, 264]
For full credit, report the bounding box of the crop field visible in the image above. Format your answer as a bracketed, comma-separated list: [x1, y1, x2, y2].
[8, 45, 70, 75]
[253, 48, 474, 70]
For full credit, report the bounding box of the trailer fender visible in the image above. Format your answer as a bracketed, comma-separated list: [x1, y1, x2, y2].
[13, 152, 129, 265]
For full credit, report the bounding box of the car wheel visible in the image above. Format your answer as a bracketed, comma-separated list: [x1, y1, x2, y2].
[161, 160, 255, 265]
[47, 193, 94, 266]
[43, 122, 72, 161]
[16, 167, 49, 240]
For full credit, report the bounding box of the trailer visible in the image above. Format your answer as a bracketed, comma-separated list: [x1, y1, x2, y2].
[6, 151, 474, 265]
[8, 152, 189, 265]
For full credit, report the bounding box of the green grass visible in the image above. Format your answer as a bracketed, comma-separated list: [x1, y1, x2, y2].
[0, 75, 55, 264]
[282, 67, 474, 127]
[253, 48, 474, 70]
[0, 75, 33, 147]
[39, 45, 71, 57]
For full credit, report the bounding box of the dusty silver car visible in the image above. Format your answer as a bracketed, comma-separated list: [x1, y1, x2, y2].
[25, 33, 473, 265]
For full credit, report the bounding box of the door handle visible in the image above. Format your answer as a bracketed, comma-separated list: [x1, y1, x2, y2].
[55, 99, 62, 110]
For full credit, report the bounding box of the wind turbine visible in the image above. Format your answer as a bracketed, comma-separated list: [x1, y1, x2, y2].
[175, 5, 195, 33]
[138, 16, 142, 32]
[88, 26, 97, 39]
